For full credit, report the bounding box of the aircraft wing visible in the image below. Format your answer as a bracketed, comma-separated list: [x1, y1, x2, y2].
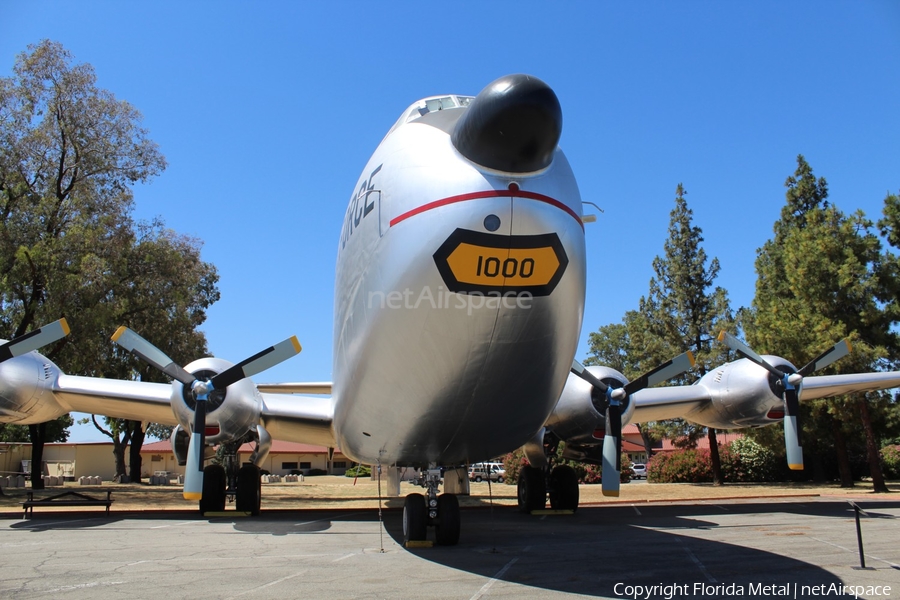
[48, 375, 337, 447]
[799, 372, 900, 400]
[259, 392, 336, 447]
[54, 374, 178, 424]
[256, 382, 332, 394]
[628, 384, 712, 423]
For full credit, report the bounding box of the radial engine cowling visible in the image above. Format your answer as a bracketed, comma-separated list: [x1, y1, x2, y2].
[0, 352, 66, 424]
[170, 357, 262, 445]
[545, 365, 636, 445]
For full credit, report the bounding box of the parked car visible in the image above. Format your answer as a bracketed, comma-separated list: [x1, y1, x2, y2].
[468, 462, 505, 483]
[630, 463, 647, 479]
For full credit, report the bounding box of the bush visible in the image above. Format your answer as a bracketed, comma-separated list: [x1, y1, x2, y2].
[647, 439, 785, 483]
[306, 468, 327, 476]
[725, 437, 783, 482]
[648, 448, 712, 483]
[344, 464, 371, 477]
[881, 445, 900, 479]
[502, 449, 528, 484]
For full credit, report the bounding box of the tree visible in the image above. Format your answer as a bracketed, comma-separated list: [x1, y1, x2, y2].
[0, 40, 217, 487]
[746, 156, 896, 491]
[586, 185, 735, 480]
[0, 416, 71, 443]
[0, 416, 72, 482]
[78, 220, 217, 482]
[638, 184, 735, 484]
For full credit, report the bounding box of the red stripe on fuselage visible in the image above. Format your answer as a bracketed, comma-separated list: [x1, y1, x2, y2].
[389, 189, 584, 229]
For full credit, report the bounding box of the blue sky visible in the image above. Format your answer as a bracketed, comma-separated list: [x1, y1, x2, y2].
[2, 2, 898, 442]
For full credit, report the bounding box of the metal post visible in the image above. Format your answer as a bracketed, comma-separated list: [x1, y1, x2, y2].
[853, 503, 866, 569]
[847, 501, 873, 570]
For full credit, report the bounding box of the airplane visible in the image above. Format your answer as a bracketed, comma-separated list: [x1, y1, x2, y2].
[2, 73, 900, 546]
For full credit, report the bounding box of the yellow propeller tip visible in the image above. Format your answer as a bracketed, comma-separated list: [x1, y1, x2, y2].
[686, 350, 696, 368]
[59, 318, 71, 336]
[111, 326, 127, 342]
[788, 464, 804, 471]
[845, 339, 853, 354]
[290, 335, 302, 354]
[602, 490, 620, 497]
[183, 492, 202, 500]
[717, 330, 727, 342]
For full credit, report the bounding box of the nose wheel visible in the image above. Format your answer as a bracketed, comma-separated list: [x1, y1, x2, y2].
[401, 466, 460, 546]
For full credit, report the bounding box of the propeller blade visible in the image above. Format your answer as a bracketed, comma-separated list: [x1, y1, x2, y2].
[111, 326, 196, 385]
[211, 336, 302, 390]
[717, 331, 785, 379]
[0, 318, 71, 363]
[574, 353, 694, 497]
[783, 386, 803, 470]
[601, 402, 621, 498]
[623, 351, 695, 395]
[183, 396, 206, 500]
[570, 359, 610, 393]
[797, 339, 852, 377]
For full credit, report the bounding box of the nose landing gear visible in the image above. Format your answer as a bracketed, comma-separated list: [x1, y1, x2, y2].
[402, 465, 460, 546]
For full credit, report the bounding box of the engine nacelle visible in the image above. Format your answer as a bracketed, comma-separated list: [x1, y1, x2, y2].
[545, 365, 636, 445]
[687, 355, 798, 429]
[170, 357, 262, 445]
[0, 352, 67, 424]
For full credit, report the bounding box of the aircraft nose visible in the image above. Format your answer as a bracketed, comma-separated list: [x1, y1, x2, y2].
[451, 74, 562, 173]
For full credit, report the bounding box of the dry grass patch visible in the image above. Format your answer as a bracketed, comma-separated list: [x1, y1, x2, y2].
[1, 476, 896, 514]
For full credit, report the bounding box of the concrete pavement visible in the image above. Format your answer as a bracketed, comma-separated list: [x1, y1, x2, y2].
[0, 497, 897, 599]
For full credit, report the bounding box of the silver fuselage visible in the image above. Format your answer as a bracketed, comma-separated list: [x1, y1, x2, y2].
[332, 103, 586, 467]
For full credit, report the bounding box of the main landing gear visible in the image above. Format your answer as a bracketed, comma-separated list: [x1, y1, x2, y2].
[517, 433, 580, 513]
[402, 466, 461, 546]
[198, 440, 262, 516]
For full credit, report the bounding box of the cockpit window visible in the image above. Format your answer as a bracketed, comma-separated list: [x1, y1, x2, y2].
[386, 95, 476, 137]
[421, 97, 456, 114]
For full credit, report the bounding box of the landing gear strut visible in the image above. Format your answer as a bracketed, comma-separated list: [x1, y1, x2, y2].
[517, 432, 579, 513]
[197, 437, 263, 516]
[402, 465, 460, 546]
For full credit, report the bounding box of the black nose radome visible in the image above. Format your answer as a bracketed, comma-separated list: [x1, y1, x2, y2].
[451, 74, 562, 173]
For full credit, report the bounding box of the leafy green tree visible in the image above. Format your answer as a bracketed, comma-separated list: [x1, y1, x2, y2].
[0, 41, 217, 487]
[78, 221, 217, 482]
[145, 422, 174, 441]
[0, 416, 72, 443]
[746, 156, 897, 491]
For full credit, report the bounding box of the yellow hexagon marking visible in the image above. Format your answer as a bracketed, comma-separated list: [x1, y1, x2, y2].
[445, 244, 561, 287]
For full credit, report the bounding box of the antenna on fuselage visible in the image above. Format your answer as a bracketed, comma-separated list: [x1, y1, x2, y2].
[581, 201, 604, 224]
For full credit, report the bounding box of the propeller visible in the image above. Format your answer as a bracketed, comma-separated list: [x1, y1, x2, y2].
[571, 351, 695, 497]
[717, 331, 851, 470]
[112, 326, 302, 500]
[0, 318, 71, 363]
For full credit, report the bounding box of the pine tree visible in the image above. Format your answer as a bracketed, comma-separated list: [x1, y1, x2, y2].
[638, 184, 735, 484]
[747, 156, 895, 491]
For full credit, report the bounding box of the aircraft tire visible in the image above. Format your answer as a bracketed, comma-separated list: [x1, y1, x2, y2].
[435, 493, 460, 546]
[548, 465, 579, 512]
[236, 464, 262, 515]
[517, 466, 546, 513]
[199, 464, 226, 514]
[403, 493, 427, 543]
